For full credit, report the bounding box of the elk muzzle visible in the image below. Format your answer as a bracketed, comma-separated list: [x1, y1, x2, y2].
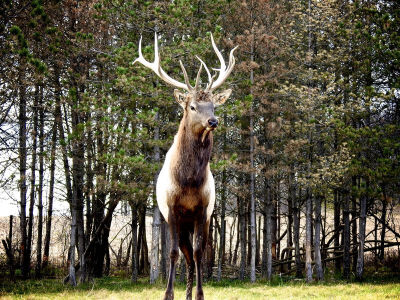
[208, 118, 218, 129]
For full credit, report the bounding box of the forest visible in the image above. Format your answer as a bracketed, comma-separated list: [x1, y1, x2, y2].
[0, 0, 400, 298]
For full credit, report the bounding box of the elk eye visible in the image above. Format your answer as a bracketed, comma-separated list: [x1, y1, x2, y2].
[190, 106, 196, 111]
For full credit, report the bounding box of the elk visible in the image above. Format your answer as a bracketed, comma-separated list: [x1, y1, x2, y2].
[134, 33, 237, 300]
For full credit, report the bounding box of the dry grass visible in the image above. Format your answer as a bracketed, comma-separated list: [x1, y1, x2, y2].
[1, 277, 400, 299]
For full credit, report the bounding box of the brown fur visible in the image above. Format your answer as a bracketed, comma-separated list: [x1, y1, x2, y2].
[173, 118, 213, 188]
[164, 93, 219, 300]
[168, 112, 213, 213]
[195, 91, 212, 103]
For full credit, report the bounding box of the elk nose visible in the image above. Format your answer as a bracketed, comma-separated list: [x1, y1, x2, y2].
[208, 118, 218, 128]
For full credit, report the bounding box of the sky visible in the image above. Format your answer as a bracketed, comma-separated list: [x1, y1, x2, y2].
[0, 198, 19, 216]
[0, 187, 70, 217]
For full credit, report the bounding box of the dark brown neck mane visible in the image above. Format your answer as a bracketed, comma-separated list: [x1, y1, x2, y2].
[173, 115, 213, 189]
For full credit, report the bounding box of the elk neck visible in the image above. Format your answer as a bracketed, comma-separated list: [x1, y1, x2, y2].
[172, 113, 213, 189]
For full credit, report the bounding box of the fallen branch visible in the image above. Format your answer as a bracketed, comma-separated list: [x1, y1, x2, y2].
[274, 241, 400, 267]
[370, 213, 400, 240]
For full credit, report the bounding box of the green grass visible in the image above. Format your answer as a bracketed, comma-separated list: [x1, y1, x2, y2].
[1, 276, 400, 299]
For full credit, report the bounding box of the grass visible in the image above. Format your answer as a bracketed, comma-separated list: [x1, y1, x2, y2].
[1, 276, 400, 299]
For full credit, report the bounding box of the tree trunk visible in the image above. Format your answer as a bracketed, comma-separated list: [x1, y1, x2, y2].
[161, 217, 169, 281]
[232, 215, 240, 266]
[238, 191, 246, 280]
[71, 99, 86, 283]
[229, 216, 236, 265]
[351, 176, 358, 272]
[66, 6, 79, 285]
[276, 184, 281, 263]
[246, 199, 251, 267]
[150, 108, 161, 283]
[356, 182, 368, 280]
[314, 195, 323, 281]
[85, 118, 94, 247]
[68, 198, 78, 286]
[55, 81, 73, 204]
[77, 201, 86, 282]
[150, 205, 161, 283]
[179, 255, 186, 283]
[248, 27, 257, 282]
[160, 218, 167, 281]
[35, 86, 44, 278]
[343, 191, 351, 279]
[205, 216, 214, 279]
[292, 172, 302, 278]
[322, 196, 327, 270]
[305, 189, 313, 282]
[271, 192, 277, 261]
[58, 89, 74, 285]
[249, 98, 256, 283]
[139, 206, 150, 274]
[104, 242, 110, 276]
[43, 72, 60, 269]
[334, 190, 341, 273]
[256, 215, 261, 267]
[27, 85, 39, 277]
[217, 170, 227, 281]
[18, 65, 27, 277]
[287, 175, 294, 271]
[123, 237, 131, 269]
[2, 216, 15, 280]
[305, 0, 313, 283]
[262, 179, 272, 280]
[89, 110, 107, 278]
[379, 190, 387, 261]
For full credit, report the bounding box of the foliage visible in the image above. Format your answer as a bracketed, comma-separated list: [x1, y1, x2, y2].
[0, 0, 399, 284]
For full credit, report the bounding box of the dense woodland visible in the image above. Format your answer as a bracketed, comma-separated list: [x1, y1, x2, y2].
[0, 0, 399, 285]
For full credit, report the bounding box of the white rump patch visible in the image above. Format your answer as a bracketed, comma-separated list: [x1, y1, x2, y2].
[205, 170, 215, 221]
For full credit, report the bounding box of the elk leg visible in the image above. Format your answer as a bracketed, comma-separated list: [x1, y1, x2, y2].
[164, 212, 179, 300]
[179, 230, 195, 300]
[194, 215, 209, 300]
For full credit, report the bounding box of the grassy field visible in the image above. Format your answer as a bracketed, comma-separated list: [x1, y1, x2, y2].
[1, 276, 400, 299]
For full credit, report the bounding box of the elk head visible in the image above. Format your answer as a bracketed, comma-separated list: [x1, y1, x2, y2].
[133, 33, 237, 138]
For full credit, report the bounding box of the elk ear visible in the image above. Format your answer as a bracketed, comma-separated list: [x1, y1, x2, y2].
[174, 89, 187, 108]
[213, 89, 232, 106]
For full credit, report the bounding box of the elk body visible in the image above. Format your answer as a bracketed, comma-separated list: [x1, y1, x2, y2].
[134, 34, 237, 300]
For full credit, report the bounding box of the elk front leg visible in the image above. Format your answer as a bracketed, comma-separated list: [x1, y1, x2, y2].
[164, 212, 179, 300]
[194, 216, 209, 300]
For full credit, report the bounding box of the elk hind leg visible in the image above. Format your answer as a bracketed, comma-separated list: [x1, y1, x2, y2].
[179, 230, 195, 300]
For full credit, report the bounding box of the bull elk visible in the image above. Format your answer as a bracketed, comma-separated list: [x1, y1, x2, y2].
[134, 33, 237, 300]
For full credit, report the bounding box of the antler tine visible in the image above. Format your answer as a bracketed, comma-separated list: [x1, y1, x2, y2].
[154, 32, 160, 65]
[196, 55, 219, 93]
[210, 34, 226, 74]
[179, 60, 193, 91]
[208, 34, 238, 92]
[205, 73, 218, 92]
[196, 56, 212, 83]
[132, 35, 144, 66]
[133, 33, 190, 91]
[227, 45, 239, 72]
[194, 63, 203, 91]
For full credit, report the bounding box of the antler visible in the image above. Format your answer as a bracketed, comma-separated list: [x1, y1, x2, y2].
[133, 33, 237, 92]
[133, 33, 191, 91]
[204, 34, 238, 92]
